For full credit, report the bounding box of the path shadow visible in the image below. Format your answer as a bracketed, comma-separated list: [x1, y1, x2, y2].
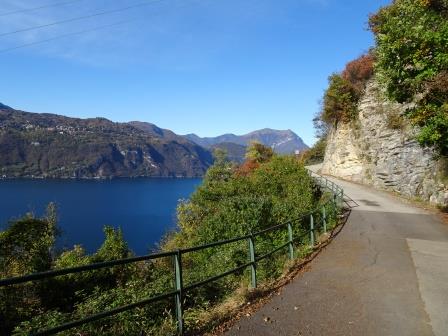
[358, 199, 380, 207]
[343, 195, 360, 209]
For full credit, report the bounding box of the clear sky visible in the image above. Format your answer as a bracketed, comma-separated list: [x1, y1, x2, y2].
[0, 0, 390, 146]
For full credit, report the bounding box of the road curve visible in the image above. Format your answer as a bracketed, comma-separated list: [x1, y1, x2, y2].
[224, 174, 448, 336]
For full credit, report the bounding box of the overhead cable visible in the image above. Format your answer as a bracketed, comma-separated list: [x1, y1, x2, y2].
[0, 0, 86, 17]
[0, 18, 142, 53]
[0, 0, 164, 37]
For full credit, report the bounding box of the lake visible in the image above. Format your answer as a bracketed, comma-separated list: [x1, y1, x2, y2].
[0, 178, 202, 255]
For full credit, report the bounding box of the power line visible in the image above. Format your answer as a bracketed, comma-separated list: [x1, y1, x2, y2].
[0, 0, 199, 54]
[0, 0, 86, 17]
[0, 18, 140, 54]
[0, 0, 164, 38]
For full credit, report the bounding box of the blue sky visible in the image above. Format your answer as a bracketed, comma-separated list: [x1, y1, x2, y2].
[0, 0, 390, 145]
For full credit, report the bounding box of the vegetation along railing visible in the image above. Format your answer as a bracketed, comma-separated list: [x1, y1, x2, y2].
[0, 170, 344, 336]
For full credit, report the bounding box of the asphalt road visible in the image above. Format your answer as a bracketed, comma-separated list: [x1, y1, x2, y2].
[225, 175, 448, 336]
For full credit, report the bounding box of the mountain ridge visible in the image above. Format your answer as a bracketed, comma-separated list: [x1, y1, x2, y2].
[0, 102, 12, 110]
[184, 128, 308, 154]
[209, 142, 247, 163]
[0, 104, 309, 178]
[0, 107, 213, 178]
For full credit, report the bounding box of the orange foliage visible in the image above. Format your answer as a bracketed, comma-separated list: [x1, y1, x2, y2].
[342, 53, 375, 92]
[234, 160, 260, 177]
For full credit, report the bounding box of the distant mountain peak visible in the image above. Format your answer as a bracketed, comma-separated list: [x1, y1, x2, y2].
[184, 128, 308, 154]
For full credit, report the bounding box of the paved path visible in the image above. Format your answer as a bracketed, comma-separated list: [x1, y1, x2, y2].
[225, 176, 448, 336]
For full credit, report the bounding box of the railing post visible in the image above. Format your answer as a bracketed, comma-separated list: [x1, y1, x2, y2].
[174, 250, 184, 335]
[287, 222, 294, 260]
[310, 214, 315, 246]
[248, 234, 257, 288]
[322, 206, 327, 233]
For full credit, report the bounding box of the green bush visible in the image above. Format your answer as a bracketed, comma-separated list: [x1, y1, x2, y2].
[0, 204, 57, 278]
[169, 154, 315, 249]
[0, 204, 58, 335]
[369, 0, 448, 154]
[321, 74, 360, 126]
[301, 138, 328, 165]
[318, 53, 375, 128]
[161, 152, 318, 312]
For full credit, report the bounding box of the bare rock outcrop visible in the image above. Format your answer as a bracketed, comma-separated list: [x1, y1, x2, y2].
[322, 80, 448, 207]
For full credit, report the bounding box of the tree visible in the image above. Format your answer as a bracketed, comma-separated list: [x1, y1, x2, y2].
[369, 0, 448, 154]
[212, 147, 228, 166]
[315, 53, 374, 134]
[0, 204, 59, 335]
[245, 142, 274, 164]
[301, 138, 328, 165]
[0, 203, 58, 278]
[321, 73, 360, 125]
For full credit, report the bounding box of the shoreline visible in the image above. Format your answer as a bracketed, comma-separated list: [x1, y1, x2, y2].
[0, 175, 205, 181]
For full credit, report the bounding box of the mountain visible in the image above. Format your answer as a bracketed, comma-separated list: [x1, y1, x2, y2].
[0, 102, 12, 110]
[0, 106, 213, 178]
[210, 142, 247, 163]
[128, 121, 180, 141]
[184, 128, 308, 154]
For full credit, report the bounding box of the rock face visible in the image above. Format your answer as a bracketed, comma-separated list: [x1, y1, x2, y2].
[322, 80, 448, 207]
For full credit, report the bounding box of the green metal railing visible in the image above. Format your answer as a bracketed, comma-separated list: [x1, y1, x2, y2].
[0, 170, 345, 336]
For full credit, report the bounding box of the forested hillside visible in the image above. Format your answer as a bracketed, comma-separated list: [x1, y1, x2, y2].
[0, 106, 213, 178]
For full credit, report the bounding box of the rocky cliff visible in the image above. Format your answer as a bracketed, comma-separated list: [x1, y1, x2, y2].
[321, 80, 448, 207]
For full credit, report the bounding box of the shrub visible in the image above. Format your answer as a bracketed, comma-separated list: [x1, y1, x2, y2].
[0, 204, 59, 335]
[0, 204, 58, 278]
[321, 74, 360, 125]
[319, 53, 374, 128]
[301, 138, 327, 165]
[369, 0, 448, 154]
[342, 53, 375, 93]
[167, 152, 318, 298]
[245, 141, 274, 164]
[386, 113, 406, 130]
[1, 220, 147, 336]
[172, 153, 315, 247]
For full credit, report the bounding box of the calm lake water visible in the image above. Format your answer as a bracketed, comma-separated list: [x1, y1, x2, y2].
[0, 178, 202, 255]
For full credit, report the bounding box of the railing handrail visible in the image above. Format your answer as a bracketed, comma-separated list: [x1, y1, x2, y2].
[0, 169, 344, 336]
